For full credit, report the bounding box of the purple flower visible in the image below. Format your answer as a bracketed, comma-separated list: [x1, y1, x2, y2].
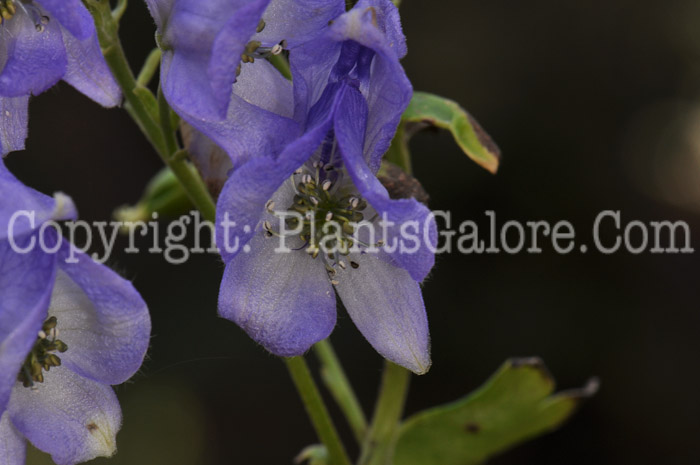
[0, 162, 151, 464]
[215, 0, 437, 374]
[144, 0, 345, 155]
[0, 0, 121, 156]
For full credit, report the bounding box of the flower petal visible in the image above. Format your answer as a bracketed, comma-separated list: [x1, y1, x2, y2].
[0, 161, 77, 241]
[215, 82, 347, 262]
[0, 412, 25, 465]
[218, 232, 336, 357]
[60, 26, 121, 107]
[0, 12, 66, 98]
[185, 59, 297, 168]
[8, 368, 121, 465]
[38, 0, 94, 40]
[160, 0, 269, 121]
[143, 0, 174, 30]
[326, 0, 412, 170]
[334, 85, 436, 281]
[255, 0, 345, 48]
[334, 252, 430, 374]
[0, 232, 56, 414]
[53, 245, 150, 385]
[0, 96, 28, 156]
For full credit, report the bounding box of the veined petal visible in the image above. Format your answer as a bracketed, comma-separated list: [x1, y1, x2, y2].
[185, 59, 297, 168]
[38, 0, 94, 40]
[218, 232, 336, 357]
[255, 0, 345, 48]
[0, 232, 57, 414]
[0, 413, 25, 465]
[8, 368, 121, 465]
[0, 12, 66, 98]
[54, 245, 150, 385]
[334, 252, 430, 374]
[0, 96, 28, 156]
[60, 26, 121, 107]
[0, 161, 77, 241]
[334, 86, 436, 281]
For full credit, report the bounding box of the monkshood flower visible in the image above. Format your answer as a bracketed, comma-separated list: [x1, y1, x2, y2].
[215, 0, 437, 374]
[0, 0, 121, 156]
[144, 0, 345, 159]
[0, 163, 151, 464]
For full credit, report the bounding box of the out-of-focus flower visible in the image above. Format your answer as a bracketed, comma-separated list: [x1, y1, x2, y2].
[0, 0, 121, 155]
[0, 162, 150, 465]
[215, 0, 436, 374]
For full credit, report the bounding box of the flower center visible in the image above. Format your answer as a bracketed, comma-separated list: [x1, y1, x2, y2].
[17, 316, 68, 388]
[263, 161, 383, 283]
[235, 19, 287, 80]
[0, 0, 49, 31]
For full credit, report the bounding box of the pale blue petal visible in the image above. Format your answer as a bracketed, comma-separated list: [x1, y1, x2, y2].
[0, 12, 66, 97]
[54, 244, 150, 385]
[334, 251, 430, 374]
[8, 368, 121, 465]
[218, 232, 336, 357]
[255, 0, 345, 47]
[0, 413, 25, 465]
[0, 97, 28, 156]
[60, 26, 121, 107]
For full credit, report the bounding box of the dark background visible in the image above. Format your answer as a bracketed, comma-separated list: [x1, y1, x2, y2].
[7, 0, 700, 463]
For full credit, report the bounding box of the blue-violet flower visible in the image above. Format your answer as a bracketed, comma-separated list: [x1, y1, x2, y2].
[214, 0, 437, 374]
[0, 161, 151, 465]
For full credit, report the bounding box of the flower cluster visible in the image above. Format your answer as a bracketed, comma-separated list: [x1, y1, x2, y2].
[148, 0, 437, 374]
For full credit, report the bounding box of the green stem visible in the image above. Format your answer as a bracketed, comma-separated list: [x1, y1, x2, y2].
[137, 48, 162, 87]
[285, 357, 353, 465]
[314, 340, 368, 443]
[158, 85, 179, 157]
[86, 0, 216, 222]
[358, 362, 411, 465]
[112, 0, 128, 21]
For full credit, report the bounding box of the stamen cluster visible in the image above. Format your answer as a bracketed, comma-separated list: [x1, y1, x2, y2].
[17, 316, 68, 388]
[235, 19, 287, 79]
[264, 164, 368, 258]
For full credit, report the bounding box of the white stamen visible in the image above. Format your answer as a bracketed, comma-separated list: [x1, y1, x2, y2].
[265, 200, 275, 212]
[294, 168, 303, 175]
[338, 261, 347, 270]
[325, 212, 333, 221]
[310, 197, 319, 206]
[302, 174, 312, 184]
[322, 180, 332, 191]
[263, 221, 272, 231]
[38, 330, 46, 339]
[351, 198, 360, 209]
[271, 44, 283, 55]
[331, 280, 340, 286]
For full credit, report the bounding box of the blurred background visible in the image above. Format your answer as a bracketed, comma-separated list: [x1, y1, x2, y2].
[6, 0, 700, 463]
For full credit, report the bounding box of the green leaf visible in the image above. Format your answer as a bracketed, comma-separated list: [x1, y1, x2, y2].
[402, 91, 501, 174]
[394, 358, 598, 465]
[295, 445, 329, 465]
